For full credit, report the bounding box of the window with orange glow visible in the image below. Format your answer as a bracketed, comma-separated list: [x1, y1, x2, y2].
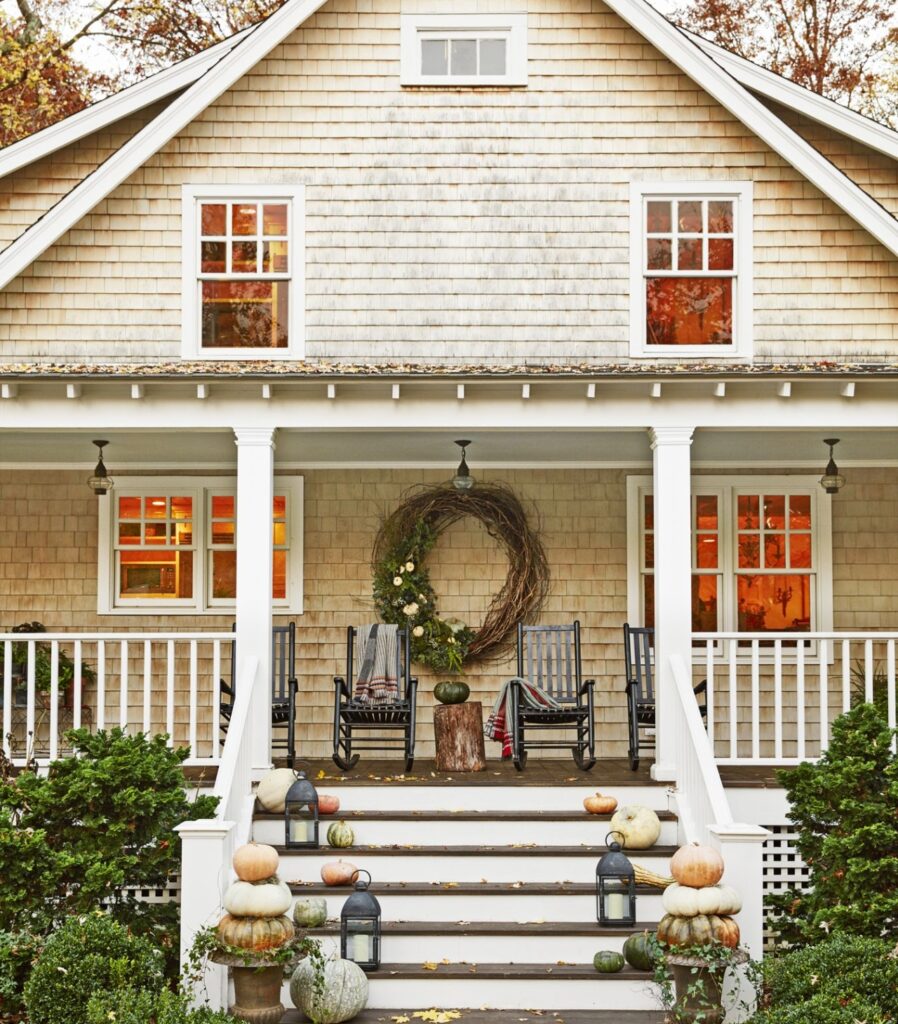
[207, 493, 290, 603]
[115, 495, 194, 601]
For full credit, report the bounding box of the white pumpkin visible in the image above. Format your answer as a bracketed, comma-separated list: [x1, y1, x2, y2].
[224, 878, 292, 918]
[663, 882, 743, 917]
[662, 883, 701, 918]
[256, 768, 298, 813]
[290, 956, 368, 1024]
[609, 805, 662, 849]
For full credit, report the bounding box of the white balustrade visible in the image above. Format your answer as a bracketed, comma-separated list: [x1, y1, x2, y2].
[0, 631, 232, 766]
[694, 632, 898, 765]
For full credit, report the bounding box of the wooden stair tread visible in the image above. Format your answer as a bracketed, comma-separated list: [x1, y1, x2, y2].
[302, 920, 660, 936]
[290, 881, 664, 896]
[283, 1011, 664, 1023]
[255, 809, 676, 821]
[275, 844, 678, 857]
[317, 962, 650, 980]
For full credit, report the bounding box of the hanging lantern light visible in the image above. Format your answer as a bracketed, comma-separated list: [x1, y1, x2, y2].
[819, 438, 845, 495]
[595, 831, 636, 927]
[284, 770, 319, 848]
[340, 869, 381, 972]
[451, 439, 474, 491]
[87, 440, 114, 496]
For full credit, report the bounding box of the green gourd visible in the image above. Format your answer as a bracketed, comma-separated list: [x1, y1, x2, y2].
[623, 931, 656, 972]
[593, 950, 625, 973]
[293, 896, 327, 928]
[289, 956, 368, 1024]
[327, 820, 355, 848]
[434, 681, 470, 705]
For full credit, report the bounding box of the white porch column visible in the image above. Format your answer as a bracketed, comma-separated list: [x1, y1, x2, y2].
[234, 427, 276, 773]
[649, 426, 695, 781]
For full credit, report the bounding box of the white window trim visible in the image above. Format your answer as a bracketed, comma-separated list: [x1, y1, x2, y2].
[628, 180, 753, 361]
[181, 184, 305, 361]
[400, 13, 528, 87]
[98, 475, 304, 615]
[626, 474, 833, 656]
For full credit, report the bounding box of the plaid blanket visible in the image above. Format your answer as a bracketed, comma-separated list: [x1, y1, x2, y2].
[353, 623, 400, 704]
[484, 676, 564, 759]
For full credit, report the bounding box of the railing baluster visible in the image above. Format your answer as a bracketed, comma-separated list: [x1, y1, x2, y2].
[728, 637, 738, 760]
[705, 639, 715, 754]
[73, 640, 82, 732]
[2, 641, 11, 758]
[750, 640, 760, 760]
[796, 640, 806, 761]
[166, 640, 175, 747]
[819, 638, 829, 755]
[773, 640, 783, 761]
[212, 641, 222, 762]
[865, 638, 874, 704]
[189, 640, 198, 759]
[26, 642, 35, 758]
[49, 641, 59, 761]
[119, 640, 129, 730]
[887, 640, 896, 754]
[143, 641, 152, 734]
[842, 639, 851, 713]
[96, 641, 106, 730]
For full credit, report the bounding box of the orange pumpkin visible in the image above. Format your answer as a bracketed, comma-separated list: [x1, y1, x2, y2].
[217, 913, 295, 951]
[583, 793, 618, 815]
[320, 859, 358, 886]
[670, 842, 725, 888]
[657, 913, 740, 949]
[318, 794, 341, 815]
[232, 842, 279, 883]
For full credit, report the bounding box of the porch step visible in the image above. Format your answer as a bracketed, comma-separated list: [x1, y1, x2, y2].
[283, 1012, 665, 1023]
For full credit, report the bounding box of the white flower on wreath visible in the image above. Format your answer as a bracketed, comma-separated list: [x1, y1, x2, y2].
[393, 576, 403, 586]
[412, 625, 425, 637]
[405, 561, 415, 572]
[403, 602, 419, 616]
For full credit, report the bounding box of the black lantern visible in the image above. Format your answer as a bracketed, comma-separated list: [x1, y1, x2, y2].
[451, 439, 474, 491]
[284, 770, 319, 848]
[596, 831, 636, 926]
[87, 440, 114, 496]
[340, 869, 381, 972]
[819, 437, 846, 495]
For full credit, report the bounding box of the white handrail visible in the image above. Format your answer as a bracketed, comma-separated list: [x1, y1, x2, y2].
[212, 655, 259, 829]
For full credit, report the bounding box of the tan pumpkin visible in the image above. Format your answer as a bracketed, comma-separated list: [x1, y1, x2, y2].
[657, 913, 740, 949]
[609, 805, 662, 849]
[318, 794, 341, 815]
[224, 878, 292, 918]
[662, 882, 742, 918]
[583, 793, 618, 815]
[256, 768, 298, 813]
[670, 842, 725, 888]
[233, 842, 279, 883]
[321, 860, 358, 886]
[217, 913, 295, 951]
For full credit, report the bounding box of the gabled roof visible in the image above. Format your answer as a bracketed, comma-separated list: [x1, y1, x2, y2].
[1, 0, 897, 294]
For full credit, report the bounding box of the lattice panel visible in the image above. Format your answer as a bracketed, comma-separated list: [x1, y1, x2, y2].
[763, 825, 810, 950]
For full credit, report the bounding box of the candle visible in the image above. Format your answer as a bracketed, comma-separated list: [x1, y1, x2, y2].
[606, 892, 625, 920]
[351, 932, 370, 963]
[290, 819, 309, 843]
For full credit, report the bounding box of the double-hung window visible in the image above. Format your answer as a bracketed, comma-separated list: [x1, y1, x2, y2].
[181, 185, 304, 359]
[629, 182, 752, 359]
[400, 14, 528, 86]
[99, 477, 303, 614]
[628, 475, 831, 640]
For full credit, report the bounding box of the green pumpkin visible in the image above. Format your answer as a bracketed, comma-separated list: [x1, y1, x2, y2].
[623, 931, 656, 972]
[289, 956, 368, 1024]
[434, 681, 470, 705]
[327, 820, 355, 849]
[293, 896, 327, 929]
[593, 950, 625, 974]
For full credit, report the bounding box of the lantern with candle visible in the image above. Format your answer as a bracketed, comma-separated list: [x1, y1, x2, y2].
[596, 830, 637, 927]
[340, 870, 381, 972]
[284, 770, 320, 848]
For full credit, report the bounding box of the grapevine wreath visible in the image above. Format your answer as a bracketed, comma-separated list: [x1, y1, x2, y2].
[372, 482, 549, 672]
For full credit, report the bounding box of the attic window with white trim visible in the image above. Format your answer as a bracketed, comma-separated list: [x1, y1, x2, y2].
[400, 14, 527, 86]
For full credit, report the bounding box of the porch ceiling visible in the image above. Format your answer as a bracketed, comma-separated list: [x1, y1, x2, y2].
[1, 427, 896, 467]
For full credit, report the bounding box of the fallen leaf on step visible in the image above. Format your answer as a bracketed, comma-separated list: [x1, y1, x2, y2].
[391, 1017, 410, 1023]
[510, 881, 523, 889]
[556, 960, 574, 966]
[422, 962, 439, 971]
[440, 958, 451, 965]
[441, 882, 458, 889]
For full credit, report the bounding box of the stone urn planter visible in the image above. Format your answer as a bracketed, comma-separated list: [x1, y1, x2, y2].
[212, 951, 302, 1024]
[664, 948, 748, 1024]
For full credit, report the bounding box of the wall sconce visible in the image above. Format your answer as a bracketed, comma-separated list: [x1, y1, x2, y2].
[819, 438, 845, 495]
[451, 439, 474, 491]
[87, 440, 114, 496]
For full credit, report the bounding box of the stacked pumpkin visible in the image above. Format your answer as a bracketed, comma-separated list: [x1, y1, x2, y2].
[657, 842, 742, 949]
[217, 842, 295, 952]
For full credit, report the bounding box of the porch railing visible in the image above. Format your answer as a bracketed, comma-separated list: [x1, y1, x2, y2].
[694, 631, 898, 765]
[0, 632, 233, 766]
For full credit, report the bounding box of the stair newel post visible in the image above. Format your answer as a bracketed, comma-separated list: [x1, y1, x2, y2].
[708, 823, 770, 961]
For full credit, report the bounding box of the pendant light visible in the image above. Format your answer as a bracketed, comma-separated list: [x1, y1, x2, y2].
[452, 439, 474, 491]
[819, 438, 845, 495]
[87, 440, 114, 496]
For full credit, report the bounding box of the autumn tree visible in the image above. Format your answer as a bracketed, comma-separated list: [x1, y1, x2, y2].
[672, 0, 898, 113]
[0, 0, 287, 148]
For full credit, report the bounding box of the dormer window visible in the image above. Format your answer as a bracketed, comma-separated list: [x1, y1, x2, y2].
[400, 14, 527, 87]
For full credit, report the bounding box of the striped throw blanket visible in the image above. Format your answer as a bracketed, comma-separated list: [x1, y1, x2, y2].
[353, 623, 400, 704]
[484, 677, 563, 759]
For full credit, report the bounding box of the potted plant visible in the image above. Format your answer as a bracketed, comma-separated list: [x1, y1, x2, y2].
[651, 938, 756, 1024]
[0, 622, 95, 708]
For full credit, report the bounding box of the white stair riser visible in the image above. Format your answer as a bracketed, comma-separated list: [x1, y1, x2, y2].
[303, 786, 672, 813]
[280, 977, 660, 1011]
[291, 892, 665, 922]
[280, 852, 671, 884]
[253, 817, 678, 847]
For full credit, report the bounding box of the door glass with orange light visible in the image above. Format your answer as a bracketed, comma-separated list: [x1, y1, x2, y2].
[206, 493, 290, 604]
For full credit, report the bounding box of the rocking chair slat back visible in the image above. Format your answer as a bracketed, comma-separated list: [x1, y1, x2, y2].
[272, 625, 293, 702]
[517, 621, 582, 703]
[345, 626, 412, 701]
[624, 624, 654, 705]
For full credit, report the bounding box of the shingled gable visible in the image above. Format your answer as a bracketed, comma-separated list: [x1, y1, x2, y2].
[1, 0, 898, 295]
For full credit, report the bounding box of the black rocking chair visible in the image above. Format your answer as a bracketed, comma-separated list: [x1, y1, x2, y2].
[624, 622, 707, 771]
[332, 626, 418, 772]
[511, 621, 596, 772]
[220, 622, 298, 767]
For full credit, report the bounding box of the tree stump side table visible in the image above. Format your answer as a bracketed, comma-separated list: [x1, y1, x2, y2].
[433, 700, 486, 772]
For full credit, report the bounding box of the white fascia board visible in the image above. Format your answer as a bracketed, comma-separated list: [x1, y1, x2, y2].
[0, 0, 326, 292]
[603, 0, 898, 259]
[688, 31, 898, 164]
[0, 29, 250, 181]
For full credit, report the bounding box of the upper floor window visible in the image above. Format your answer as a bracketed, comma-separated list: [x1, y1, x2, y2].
[629, 182, 753, 360]
[181, 185, 304, 359]
[400, 14, 528, 87]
